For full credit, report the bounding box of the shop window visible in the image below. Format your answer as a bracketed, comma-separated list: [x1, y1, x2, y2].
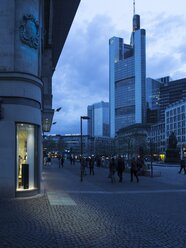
[16, 123, 38, 191]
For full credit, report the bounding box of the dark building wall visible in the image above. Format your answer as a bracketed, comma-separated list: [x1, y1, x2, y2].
[160, 78, 186, 121]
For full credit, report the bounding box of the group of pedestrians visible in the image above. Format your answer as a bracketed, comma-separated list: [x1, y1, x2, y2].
[109, 156, 125, 183]
[109, 156, 141, 183]
[80, 156, 95, 182]
[45, 153, 143, 184]
[44, 156, 51, 166]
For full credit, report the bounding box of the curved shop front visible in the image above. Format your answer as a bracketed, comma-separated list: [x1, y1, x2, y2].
[0, 73, 42, 197]
[16, 123, 40, 196]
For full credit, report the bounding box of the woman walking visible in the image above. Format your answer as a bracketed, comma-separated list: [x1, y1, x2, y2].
[130, 157, 139, 183]
[109, 157, 116, 183]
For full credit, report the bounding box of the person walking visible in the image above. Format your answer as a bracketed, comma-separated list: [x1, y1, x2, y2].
[178, 158, 186, 174]
[117, 156, 125, 182]
[70, 155, 73, 165]
[80, 157, 86, 182]
[96, 156, 101, 167]
[58, 155, 61, 168]
[109, 157, 116, 183]
[89, 156, 95, 175]
[130, 157, 139, 183]
[72, 156, 76, 165]
[60, 156, 64, 168]
[47, 156, 51, 166]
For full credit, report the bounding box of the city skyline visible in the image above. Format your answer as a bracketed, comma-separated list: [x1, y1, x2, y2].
[50, 0, 186, 135]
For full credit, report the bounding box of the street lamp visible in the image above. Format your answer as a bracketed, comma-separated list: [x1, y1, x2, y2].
[52, 107, 61, 127]
[80, 116, 90, 157]
[56, 107, 62, 112]
[147, 137, 154, 177]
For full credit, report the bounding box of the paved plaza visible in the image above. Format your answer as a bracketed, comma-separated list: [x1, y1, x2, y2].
[1, 159, 186, 247]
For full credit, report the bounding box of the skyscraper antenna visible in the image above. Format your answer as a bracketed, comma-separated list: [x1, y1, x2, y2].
[133, 0, 135, 15]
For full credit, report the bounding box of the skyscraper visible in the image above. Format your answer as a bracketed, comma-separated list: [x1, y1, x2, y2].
[87, 101, 109, 137]
[109, 12, 146, 137]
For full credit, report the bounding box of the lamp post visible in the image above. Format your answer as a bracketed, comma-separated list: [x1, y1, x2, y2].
[80, 116, 90, 182]
[148, 138, 154, 177]
[56, 107, 62, 112]
[80, 116, 90, 157]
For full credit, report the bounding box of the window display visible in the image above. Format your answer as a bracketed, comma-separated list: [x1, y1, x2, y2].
[16, 123, 38, 190]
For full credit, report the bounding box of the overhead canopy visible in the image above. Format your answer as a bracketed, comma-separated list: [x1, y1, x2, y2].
[44, 0, 81, 71]
[42, 0, 81, 132]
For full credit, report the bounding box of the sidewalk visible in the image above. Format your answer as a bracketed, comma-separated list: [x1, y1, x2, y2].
[0, 159, 186, 248]
[43, 158, 186, 193]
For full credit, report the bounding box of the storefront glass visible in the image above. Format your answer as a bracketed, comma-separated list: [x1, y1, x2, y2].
[16, 123, 38, 190]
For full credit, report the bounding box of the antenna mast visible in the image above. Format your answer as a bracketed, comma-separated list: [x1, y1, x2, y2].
[133, 0, 135, 15]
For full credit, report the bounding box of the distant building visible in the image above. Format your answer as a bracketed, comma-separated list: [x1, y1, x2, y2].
[147, 77, 186, 155]
[149, 98, 186, 155]
[116, 124, 150, 159]
[146, 78, 161, 124]
[109, 12, 146, 137]
[43, 134, 115, 157]
[165, 100, 186, 153]
[87, 101, 109, 137]
[91, 136, 115, 157]
[159, 78, 186, 121]
[149, 122, 165, 154]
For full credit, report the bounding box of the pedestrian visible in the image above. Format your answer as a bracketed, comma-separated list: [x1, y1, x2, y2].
[96, 156, 101, 167]
[70, 155, 73, 165]
[58, 155, 61, 168]
[43, 156, 47, 166]
[130, 157, 139, 183]
[178, 158, 186, 174]
[117, 156, 125, 182]
[60, 156, 64, 168]
[72, 156, 76, 165]
[109, 157, 116, 183]
[136, 157, 143, 175]
[89, 156, 95, 175]
[80, 157, 86, 182]
[47, 156, 51, 166]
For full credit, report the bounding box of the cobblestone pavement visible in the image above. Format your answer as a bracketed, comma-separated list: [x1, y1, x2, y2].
[1, 159, 186, 247]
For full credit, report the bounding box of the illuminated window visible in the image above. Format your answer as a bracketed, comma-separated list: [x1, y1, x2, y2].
[16, 123, 38, 191]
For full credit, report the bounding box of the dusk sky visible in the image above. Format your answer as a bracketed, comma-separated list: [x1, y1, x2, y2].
[50, 0, 186, 135]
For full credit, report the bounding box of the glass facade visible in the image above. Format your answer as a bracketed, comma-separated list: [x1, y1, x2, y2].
[146, 78, 161, 110]
[87, 102, 109, 137]
[134, 29, 146, 124]
[165, 102, 186, 144]
[160, 78, 186, 121]
[109, 14, 146, 136]
[109, 37, 124, 137]
[115, 78, 135, 130]
[16, 123, 38, 191]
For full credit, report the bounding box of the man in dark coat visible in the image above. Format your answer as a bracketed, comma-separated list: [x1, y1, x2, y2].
[117, 156, 125, 182]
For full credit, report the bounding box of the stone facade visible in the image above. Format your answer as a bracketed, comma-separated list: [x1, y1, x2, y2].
[0, 0, 80, 197]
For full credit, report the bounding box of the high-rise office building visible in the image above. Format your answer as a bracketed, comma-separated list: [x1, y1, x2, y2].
[159, 78, 186, 121]
[109, 12, 146, 137]
[146, 78, 161, 124]
[87, 101, 109, 137]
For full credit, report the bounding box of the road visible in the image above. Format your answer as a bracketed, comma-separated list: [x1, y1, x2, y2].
[0, 159, 186, 247]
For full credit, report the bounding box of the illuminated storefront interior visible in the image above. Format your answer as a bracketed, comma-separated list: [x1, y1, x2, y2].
[16, 123, 38, 191]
